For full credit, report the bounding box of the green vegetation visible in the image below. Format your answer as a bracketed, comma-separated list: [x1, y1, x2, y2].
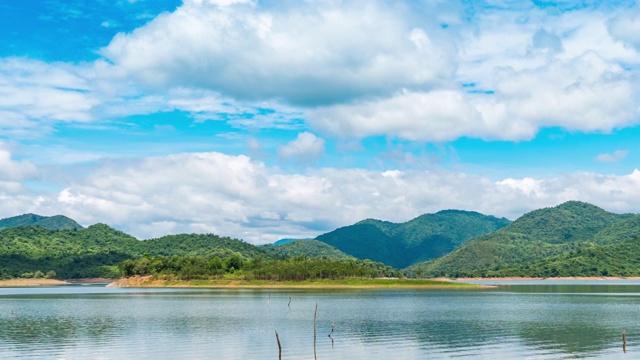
[317, 210, 510, 268]
[408, 201, 640, 278]
[272, 238, 313, 245]
[116, 277, 476, 289]
[261, 240, 352, 259]
[0, 214, 83, 230]
[4, 201, 640, 282]
[492, 236, 640, 277]
[119, 254, 401, 281]
[0, 224, 263, 279]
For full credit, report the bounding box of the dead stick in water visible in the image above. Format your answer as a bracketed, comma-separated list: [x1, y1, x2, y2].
[288, 296, 291, 307]
[328, 321, 335, 348]
[623, 330, 627, 353]
[314, 303, 318, 360]
[275, 329, 282, 360]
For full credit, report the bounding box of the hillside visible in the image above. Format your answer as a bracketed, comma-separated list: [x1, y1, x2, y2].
[0, 223, 267, 279]
[0, 214, 83, 230]
[262, 240, 353, 259]
[409, 201, 635, 277]
[316, 210, 510, 268]
[0, 224, 141, 279]
[143, 233, 264, 258]
[494, 236, 640, 277]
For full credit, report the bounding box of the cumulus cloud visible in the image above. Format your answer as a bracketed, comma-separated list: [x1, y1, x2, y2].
[94, 0, 640, 142]
[3, 2, 640, 142]
[278, 132, 325, 164]
[0, 151, 622, 243]
[595, 150, 628, 163]
[308, 90, 482, 141]
[102, 0, 454, 106]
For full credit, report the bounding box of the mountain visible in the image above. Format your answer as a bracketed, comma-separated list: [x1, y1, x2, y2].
[409, 201, 635, 277]
[144, 233, 264, 259]
[495, 235, 640, 277]
[273, 238, 313, 245]
[316, 210, 510, 268]
[0, 213, 83, 230]
[262, 240, 353, 259]
[0, 224, 141, 279]
[0, 223, 267, 279]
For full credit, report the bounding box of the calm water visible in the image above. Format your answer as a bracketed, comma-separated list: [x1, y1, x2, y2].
[1, 283, 639, 359]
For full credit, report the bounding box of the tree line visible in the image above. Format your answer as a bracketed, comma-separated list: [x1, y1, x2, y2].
[118, 254, 401, 281]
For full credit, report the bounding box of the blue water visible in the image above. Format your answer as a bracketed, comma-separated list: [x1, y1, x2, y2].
[0, 284, 637, 359]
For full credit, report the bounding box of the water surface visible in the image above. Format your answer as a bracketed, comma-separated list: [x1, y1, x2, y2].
[0, 284, 637, 359]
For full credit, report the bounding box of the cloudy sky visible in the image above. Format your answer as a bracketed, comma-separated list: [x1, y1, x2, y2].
[1, 0, 640, 243]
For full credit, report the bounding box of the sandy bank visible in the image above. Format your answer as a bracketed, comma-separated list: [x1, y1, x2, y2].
[0, 279, 68, 287]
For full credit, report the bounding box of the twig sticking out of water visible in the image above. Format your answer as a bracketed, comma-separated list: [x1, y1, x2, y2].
[288, 296, 291, 307]
[275, 329, 282, 360]
[314, 303, 318, 360]
[328, 321, 335, 348]
[623, 330, 627, 353]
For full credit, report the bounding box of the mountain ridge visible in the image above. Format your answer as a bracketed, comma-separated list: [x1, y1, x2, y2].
[316, 210, 511, 268]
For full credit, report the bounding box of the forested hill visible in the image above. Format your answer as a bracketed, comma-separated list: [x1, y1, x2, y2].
[409, 201, 640, 277]
[316, 210, 511, 268]
[0, 222, 351, 279]
[0, 223, 267, 278]
[0, 214, 83, 230]
[261, 240, 352, 259]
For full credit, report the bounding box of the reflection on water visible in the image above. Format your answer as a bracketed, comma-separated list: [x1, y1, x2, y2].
[1, 285, 639, 359]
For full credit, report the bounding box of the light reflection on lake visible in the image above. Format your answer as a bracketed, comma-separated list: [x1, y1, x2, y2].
[0, 284, 638, 359]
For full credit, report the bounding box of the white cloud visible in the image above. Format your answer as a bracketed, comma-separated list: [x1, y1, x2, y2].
[595, 150, 628, 163]
[608, 10, 640, 50]
[102, 0, 455, 105]
[3, 2, 640, 142]
[308, 90, 482, 141]
[278, 132, 325, 164]
[0, 144, 38, 182]
[0, 58, 100, 134]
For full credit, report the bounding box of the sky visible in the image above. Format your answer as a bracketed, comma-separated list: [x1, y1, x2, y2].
[1, 0, 640, 244]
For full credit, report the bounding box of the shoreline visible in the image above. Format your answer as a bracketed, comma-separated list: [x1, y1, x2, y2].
[107, 276, 487, 289]
[0, 278, 118, 287]
[452, 276, 640, 281]
[0, 279, 68, 287]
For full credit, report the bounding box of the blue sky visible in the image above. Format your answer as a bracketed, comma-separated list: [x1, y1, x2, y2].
[1, 0, 640, 243]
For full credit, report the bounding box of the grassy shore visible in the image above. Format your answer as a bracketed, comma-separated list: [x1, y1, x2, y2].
[108, 276, 485, 289]
[0, 278, 68, 287]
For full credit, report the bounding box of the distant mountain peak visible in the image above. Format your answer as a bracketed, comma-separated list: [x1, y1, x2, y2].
[0, 213, 83, 231]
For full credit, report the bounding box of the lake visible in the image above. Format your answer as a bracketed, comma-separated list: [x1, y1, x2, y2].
[1, 282, 639, 359]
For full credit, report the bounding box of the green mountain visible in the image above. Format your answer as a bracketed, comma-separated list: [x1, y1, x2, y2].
[409, 201, 636, 277]
[316, 210, 510, 268]
[495, 236, 640, 278]
[262, 240, 353, 259]
[0, 213, 83, 230]
[0, 224, 140, 279]
[144, 233, 264, 258]
[0, 223, 266, 279]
